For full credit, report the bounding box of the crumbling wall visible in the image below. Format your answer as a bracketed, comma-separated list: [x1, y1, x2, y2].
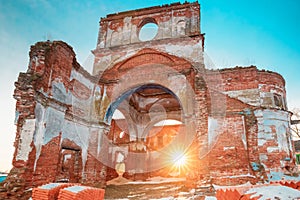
[202, 66, 295, 184]
[93, 2, 204, 75]
[1, 41, 108, 198]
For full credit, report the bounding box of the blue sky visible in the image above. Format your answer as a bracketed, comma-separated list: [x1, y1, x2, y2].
[0, 0, 299, 171]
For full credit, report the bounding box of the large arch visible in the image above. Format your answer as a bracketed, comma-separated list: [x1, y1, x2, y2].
[102, 83, 195, 177]
[105, 84, 183, 124]
[91, 48, 210, 181]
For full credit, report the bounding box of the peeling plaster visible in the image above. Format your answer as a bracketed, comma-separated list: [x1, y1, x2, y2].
[258, 139, 267, 147]
[62, 121, 90, 171]
[168, 73, 187, 97]
[52, 81, 71, 104]
[16, 119, 36, 161]
[276, 125, 289, 154]
[208, 117, 219, 147]
[110, 146, 129, 163]
[259, 154, 268, 161]
[241, 116, 247, 150]
[255, 109, 292, 163]
[257, 132, 274, 141]
[94, 39, 203, 74]
[225, 89, 260, 106]
[14, 111, 19, 125]
[33, 103, 46, 170]
[33, 101, 92, 172]
[44, 107, 65, 144]
[223, 146, 235, 151]
[267, 147, 279, 153]
[163, 41, 202, 63]
[70, 69, 94, 90]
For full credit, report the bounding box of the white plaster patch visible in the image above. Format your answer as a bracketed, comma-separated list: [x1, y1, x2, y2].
[254, 110, 263, 118]
[99, 41, 105, 48]
[276, 125, 289, 154]
[14, 111, 20, 125]
[223, 146, 235, 151]
[257, 132, 274, 140]
[263, 109, 289, 122]
[168, 73, 188, 111]
[208, 117, 219, 147]
[264, 126, 272, 133]
[163, 41, 202, 63]
[94, 85, 102, 100]
[224, 89, 260, 106]
[44, 107, 65, 144]
[255, 109, 291, 156]
[62, 121, 90, 171]
[96, 55, 111, 70]
[33, 103, 46, 171]
[270, 89, 283, 95]
[241, 116, 247, 150]
[70, 69, 94, 90]
[258, 139, 267, 146]
[52, 81, 70, 104]
[267, 146, 279, 153]
[111, 146, 129, 163]
[16, 119, 36, 161]
[259, 154, 268, 161]
[95, 49, 138, 73]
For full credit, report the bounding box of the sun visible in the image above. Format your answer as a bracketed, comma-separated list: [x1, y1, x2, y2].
[171, 151, 187, 168]
[161, 143, 198, 176]
[165, 146, 192, 176]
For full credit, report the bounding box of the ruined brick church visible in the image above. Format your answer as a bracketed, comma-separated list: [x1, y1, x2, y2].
[2, 1, 296, 196]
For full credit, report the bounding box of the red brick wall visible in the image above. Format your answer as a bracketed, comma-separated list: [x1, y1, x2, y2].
[205, 66, 285, 93]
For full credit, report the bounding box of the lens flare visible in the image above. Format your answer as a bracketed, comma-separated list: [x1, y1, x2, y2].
[172, 151, 187, 168]
[164, 146, 193, 176]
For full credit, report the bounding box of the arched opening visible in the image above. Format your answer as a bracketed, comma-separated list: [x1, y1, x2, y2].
[104, 84, 195, 181]
[138, 18, 158, 41]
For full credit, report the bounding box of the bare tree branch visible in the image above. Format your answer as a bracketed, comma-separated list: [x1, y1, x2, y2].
[291, 108, 300, 139]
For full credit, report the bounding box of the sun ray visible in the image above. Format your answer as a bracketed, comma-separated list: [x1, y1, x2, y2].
[158, 143, 197, 177]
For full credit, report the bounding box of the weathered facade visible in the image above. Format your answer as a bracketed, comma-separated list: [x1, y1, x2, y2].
[1, 1, 296, 198]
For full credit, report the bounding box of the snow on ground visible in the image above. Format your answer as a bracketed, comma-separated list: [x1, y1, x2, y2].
[148, 195, 216, 200]
[127, 193, 146, 198]
[165, 186, 181, 192]
[213, 181, 253, 190]
[107, 176, 186, 186]
[105, 174, 300, 199]
[205, 197, 217, 200]
[245, 185, 300, 200]
[127, 176, 186, 185]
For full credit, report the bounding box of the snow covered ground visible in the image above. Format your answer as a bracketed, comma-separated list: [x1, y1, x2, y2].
[26, 175, 300, 199]
[245, 185, 300, 200]
[128, 177, 186, 185]
[105, 176, 214, 199]
[105, 174, 300, 199]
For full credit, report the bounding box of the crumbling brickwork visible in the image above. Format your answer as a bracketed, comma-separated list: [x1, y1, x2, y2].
[0, 2, 295, 199]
